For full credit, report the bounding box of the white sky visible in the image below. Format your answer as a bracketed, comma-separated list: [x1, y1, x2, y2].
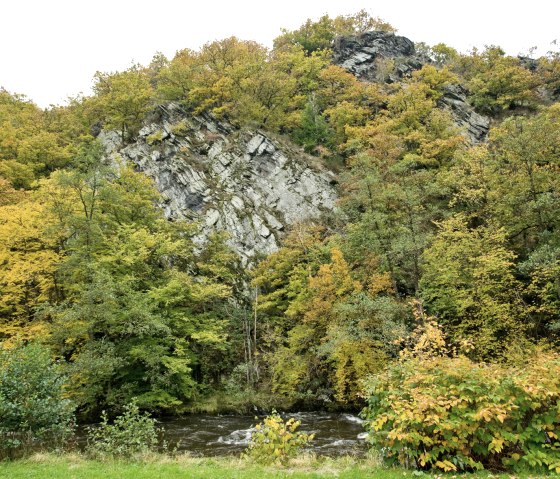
[1, 0, 559, 108]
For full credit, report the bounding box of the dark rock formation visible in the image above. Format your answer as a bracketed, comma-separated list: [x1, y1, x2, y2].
[332, 31, 429, 83]
[333, 31, 490, 143]
[517, 56, 539, 71]
[438, 84, 490, 143]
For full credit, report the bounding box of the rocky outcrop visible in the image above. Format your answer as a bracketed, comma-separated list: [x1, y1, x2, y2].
[333, 31, 490, 143]
[332, 31, 429, 83]
[101, 103, 337, 264]
[438, 84, 490, 143]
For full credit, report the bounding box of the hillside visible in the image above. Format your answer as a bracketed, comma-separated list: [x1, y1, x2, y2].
[1, 9, 560, 473]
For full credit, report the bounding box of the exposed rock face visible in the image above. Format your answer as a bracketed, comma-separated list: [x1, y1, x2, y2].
[438, 84, 490, 143]
[101, 103, 337, 264]
[517, 55, 539, 71]
[333, 31, 490, 143]
[333, 31, 429, 83]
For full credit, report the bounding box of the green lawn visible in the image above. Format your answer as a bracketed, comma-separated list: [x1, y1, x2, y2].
[0, 454, 550, 479]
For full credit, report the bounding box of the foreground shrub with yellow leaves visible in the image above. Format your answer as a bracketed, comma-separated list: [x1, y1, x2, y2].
[363, 351, 560, 473]
[244, 412, 314, 465]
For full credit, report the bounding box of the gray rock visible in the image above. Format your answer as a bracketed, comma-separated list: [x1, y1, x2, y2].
[517, 56, 539, 71]
[333, 31, 428, 83]
[333, 31, 490, 143]
[205, 209, 220, 227]
[101, 104, 337, 263]
[438, 84, 490, 143]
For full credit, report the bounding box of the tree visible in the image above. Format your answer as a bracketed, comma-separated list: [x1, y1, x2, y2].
[341, 76, 464, 295]
[0, 89, 72, 187]
[0, 194, 62, 342]
[257, 242, 405, 403]
[92, 65, 153, 141]
[273, 11, 395, 55]
[420, 215, 527, 360]
[0, 139, 240, 415]
[156, 48, 204, 105]
[537, 49, 560, 96]
[464, 46, 540, 114]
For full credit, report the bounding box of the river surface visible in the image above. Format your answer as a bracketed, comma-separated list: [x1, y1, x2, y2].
[154, 412, 369, 456]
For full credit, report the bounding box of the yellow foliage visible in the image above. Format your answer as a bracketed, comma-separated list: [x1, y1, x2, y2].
[0, 197, 62, 339]
[304, 248, 361, 332]
[364, 350, 560, 472]
[330, 337, 386, 402]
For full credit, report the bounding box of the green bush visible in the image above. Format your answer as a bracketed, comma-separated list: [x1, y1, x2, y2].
[146, 130, 164, 144]
[362, 352, 560, 473]
[170, 120, 189, 137]
[244, 412, 314, 465]
[86, 400, 159, 458]
[0, 343, 75, 458]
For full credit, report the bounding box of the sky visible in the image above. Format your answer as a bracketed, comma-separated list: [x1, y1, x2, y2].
[1, 0, 559, 108]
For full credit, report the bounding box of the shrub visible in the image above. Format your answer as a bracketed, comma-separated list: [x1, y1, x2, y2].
[244, 412, 314, 465]
[146, 130, 164, 144]
[362, 351, 560, 473]
[0, 343, 75, 458]
[170, 120, 189, 137]
[86, 400, 159, 458]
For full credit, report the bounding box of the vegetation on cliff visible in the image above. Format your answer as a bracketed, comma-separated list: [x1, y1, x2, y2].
[2, 8, 560, 473]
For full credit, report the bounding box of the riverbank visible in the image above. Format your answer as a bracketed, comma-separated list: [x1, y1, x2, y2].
[179, 390, 360, 415]
[0, 453, 546, 479]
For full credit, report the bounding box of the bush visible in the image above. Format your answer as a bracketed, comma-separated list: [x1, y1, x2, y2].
[86, 400, 159, 458]
[0, 343, 75, 458]
[244, 412, 314, 465]
[362, 351, 560, 473]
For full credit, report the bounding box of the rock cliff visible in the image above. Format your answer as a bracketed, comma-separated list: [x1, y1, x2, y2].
[333, 31, 490, 143]
[333, 31, 428, 83]
[101, 103, 337, 264]
[99, 32, 492, 263]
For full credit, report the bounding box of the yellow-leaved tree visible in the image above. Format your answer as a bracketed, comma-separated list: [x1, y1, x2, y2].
[0, 193, 63, 342]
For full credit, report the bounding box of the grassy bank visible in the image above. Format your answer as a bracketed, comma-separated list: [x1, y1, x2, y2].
[0, 454, 550, 479]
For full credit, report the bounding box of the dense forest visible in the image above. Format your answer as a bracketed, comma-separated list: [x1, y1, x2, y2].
[2, 9, 560, 472]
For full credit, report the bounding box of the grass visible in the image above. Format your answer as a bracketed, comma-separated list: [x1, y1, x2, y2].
[0, 453, 552, 479]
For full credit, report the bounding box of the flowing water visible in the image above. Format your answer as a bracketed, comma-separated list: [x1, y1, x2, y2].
[156, 412, 369, 456]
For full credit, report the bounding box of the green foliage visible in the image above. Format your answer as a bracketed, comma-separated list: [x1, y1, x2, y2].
[244, 412, 314, 465]
[4, 9, 560, 420]
[273, 10, 396, 54]
[293, 100, 330, 152]
[92, 65, 153, 141]
[430, 43, 460, 67]
[420, 215, 526, 359]
[254, 237, 406, 403]
[363, 349, 560, 473]
[0, 90, 73, 188]
[440, 106, 560, 341]
[0, 343, 75, 457]
[459, 46, 540, 114]
[86, 401, 159, 458]
[0, 139, 240, 416]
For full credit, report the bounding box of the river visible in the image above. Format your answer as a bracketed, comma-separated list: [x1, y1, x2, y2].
[156, 412, 369, 456]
